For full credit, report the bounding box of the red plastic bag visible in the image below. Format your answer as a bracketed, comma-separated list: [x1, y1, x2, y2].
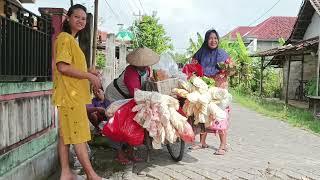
[177, 106, 186, 117]
[102, 99, 144, 146]
[182, 64, 204, 79]
[179, 122, 195, 143]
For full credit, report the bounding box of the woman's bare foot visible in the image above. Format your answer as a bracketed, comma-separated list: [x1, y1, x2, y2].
[87, 174, 103, 180]
[60, 170, 76, 180]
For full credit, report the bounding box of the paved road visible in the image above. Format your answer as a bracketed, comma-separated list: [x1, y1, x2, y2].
[90, 102, 320, 179]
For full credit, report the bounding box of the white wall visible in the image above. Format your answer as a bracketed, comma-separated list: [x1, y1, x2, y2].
[256, 41, 279, 52]
[304, 12, 320, 40]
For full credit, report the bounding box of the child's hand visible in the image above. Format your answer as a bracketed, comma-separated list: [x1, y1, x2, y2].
[96, 107, 105, 113]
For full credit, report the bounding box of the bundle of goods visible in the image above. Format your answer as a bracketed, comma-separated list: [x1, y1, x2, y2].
[217, 58, 237, 76]
[172, 76, 232, 128]
[132, 90, 195, 149]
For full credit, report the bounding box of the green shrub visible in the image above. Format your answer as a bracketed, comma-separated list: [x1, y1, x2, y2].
[306, 77, 317, 96]
[96, 51, 106, 69]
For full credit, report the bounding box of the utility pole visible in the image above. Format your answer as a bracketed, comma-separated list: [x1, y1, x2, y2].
[70, 0, 73, 6]
[133, 10, 142, 21]
[91, 0, 99, 69]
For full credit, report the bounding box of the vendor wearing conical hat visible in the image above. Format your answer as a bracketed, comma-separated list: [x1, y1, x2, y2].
[104, 47, 159, 165]
[105, 47, 160, 102]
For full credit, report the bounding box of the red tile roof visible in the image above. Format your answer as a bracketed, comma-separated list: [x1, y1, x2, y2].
[245, 16, 297, 40]
[223, 26, 253, 39]
[98, 31, 108, 42]
[224, 16, 297, 41]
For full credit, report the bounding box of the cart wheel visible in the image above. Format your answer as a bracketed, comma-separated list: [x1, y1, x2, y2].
[166, 138, 185, 162]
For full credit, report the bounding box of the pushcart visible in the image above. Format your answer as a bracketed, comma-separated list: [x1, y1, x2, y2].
[143, 78, 186, 162]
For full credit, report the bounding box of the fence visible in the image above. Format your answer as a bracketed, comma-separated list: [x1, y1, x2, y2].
[0, 0, 52, 81]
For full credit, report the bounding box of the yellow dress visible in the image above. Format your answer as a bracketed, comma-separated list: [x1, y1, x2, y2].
[53, 32, 91, 144]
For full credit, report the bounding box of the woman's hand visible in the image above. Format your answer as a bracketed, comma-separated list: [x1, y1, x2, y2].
[88, 73, 102, 92]
[88, 68, 101, 76]
[191, 58, 199, 64]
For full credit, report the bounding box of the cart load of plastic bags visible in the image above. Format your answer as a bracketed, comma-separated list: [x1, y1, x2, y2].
[172, 77, 232, 128]
[132, 90, 195, 149]
[102, 99, 145, 146]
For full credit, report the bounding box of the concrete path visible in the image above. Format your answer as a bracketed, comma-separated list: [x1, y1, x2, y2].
[94, 102, 320, 180]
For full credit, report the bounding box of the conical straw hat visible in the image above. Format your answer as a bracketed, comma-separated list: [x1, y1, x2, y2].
[126, 47, 160, 66]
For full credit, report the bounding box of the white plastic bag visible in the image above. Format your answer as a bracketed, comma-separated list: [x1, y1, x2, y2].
[153, 53, 179, 78]
[106, 99, 132, 117]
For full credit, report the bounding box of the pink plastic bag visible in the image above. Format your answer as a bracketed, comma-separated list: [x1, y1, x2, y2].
[102, 99, 145, 146]
[207, 107, 230, 134]
[208, 119, 229, 133]
[179, 122, 195, 143]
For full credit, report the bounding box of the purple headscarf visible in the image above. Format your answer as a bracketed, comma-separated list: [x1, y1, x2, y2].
[193, 29, 229, 76]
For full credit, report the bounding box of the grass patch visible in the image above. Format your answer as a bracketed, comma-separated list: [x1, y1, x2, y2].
[231, 90, 320, 134]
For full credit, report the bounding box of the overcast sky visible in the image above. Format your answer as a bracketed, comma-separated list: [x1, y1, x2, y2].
[24, 0, 303, 53]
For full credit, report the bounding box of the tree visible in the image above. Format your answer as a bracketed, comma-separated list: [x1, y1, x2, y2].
[278, 38, 286, 46]
[169, 52, 189, 65]
[186, 32, 203, 57]
[130, 15, 173, 54]
[219, 33, 254, 90]
[96, 51, 106, 69]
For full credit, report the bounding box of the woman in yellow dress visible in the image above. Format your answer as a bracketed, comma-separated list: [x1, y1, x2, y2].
[53, 4, 104, 180]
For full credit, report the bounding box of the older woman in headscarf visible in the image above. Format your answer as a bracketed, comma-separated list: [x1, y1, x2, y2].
[189, 29, 235, 155]
[104, 47, 160, 164]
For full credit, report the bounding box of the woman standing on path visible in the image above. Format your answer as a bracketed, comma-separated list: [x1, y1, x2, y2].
[53, 4, 104, 180]
[190, 29, 234, 155]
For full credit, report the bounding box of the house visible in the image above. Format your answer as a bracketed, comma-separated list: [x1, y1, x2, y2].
[0, 1, 70, 179]
[251, 0, 320, 108]
[98, 30, 108, 44]
[224, 16, 297, 54]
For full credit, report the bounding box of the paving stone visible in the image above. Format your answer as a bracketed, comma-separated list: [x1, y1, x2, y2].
[146, 170, 173, 180]
[157, 167, 190, 180]
[181, 170, 207, 180]
[90, 103, 320, 180]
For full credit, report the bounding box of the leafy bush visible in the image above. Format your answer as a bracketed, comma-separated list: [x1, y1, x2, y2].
[306, 77, 317, 96]
[96, 51, 106, 69]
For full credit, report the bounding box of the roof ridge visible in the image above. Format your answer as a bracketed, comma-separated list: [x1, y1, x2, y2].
[309, 0, 320, 15]
[246, 16, 296, 38]
[247, 17, 271, 36]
